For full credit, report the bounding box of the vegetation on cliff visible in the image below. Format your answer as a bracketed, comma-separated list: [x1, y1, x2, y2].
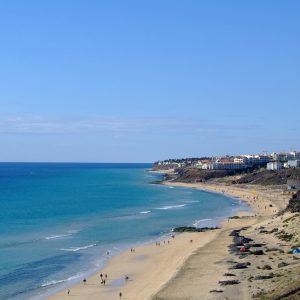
[161, 167, 300, 187]
[286, 190, 300, 213]
[233, 169, 300, 186]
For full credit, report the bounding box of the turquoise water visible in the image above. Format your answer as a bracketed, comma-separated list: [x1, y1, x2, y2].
[0, 163, 249, 299]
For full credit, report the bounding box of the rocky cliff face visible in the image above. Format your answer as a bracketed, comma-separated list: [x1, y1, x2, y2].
[286, 190, 300, 213]
[170, 168, 237, 182]
[235, 169, 300, 186]
[152, 164, 178, 171]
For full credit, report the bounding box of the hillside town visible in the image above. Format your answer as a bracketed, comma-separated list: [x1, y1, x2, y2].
[155, 151, 300, 171]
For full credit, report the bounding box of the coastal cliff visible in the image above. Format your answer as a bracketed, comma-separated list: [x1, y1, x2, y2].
[152, 162, 300, 299]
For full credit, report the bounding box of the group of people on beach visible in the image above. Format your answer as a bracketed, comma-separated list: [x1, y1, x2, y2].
[155, 235, 175, 247]
[66, 273, 123, 297]
[66, 236, 180, 298]
[99, 273, 108, 285]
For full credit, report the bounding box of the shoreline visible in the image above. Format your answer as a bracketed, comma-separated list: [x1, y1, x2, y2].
[47, 180, 287, 300]
[47, 230, 221, 300]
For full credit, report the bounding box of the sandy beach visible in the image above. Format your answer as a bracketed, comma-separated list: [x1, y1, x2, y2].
[48, 181, 296, 300]
[163, 181, 290, 215]
[47, 230, 220, 300]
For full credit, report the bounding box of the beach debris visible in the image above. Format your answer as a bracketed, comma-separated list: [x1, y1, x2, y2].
[218, 280, 240, 286]
[233, 235, 253, 246]
[265, 247, 284, 253]
[253, 274, 274, 280]
[272, 285, 300, 300]
[246, 243, 264, 247]
[209, 289, 223, 293]
[262, 264, 272, 270]
[230, 262, 250, 269]
[239, 246, 249, 252]
[278, 262, 289, 268]
[226, 260, 238, 264]
[229, 229, 242, 237]
[223, 273, 236, 277]
[249, 248, 264, 255]
[292, 248, 300, 254]
[238, 254, 250, 259]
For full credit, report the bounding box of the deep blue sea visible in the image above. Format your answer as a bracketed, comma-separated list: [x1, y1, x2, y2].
[0, 163, 249, 299]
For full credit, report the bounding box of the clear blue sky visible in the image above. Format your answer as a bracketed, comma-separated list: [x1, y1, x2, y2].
[0, 0, 299, 162]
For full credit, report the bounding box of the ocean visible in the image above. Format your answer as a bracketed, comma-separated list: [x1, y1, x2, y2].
[0, 163, 249, 299]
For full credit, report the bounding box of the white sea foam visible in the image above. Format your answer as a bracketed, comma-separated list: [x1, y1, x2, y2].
[193, 218, 213, 226]
[41, 279, 65, 287]
[155, 204, 186, 210]
[67, 229, 79, 234]
[41, 273, 83, 287]
[139, 210, 151, 214]
[60, 244, 96, 252]
[44, 234, 71, 240]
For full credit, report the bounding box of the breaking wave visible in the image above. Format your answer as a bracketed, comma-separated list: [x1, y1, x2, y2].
[60, 244, 96, 252]
[41, 273, 83, 287]
[44, 234, 71, 240]
[155, 204, 186, 210]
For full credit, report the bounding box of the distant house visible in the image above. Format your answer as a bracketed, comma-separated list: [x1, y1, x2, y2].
[208, 162, 247, 170]
[290, 151, 300, 160]
[287, 179, 300, 190]
[267, 162, 282, 170]
[271, 151, 300, 162]
[257, 155, 271, 164]
[235, 154, 271, 166]
[287, 160, 300, 168]
[234, 156, 248, 164]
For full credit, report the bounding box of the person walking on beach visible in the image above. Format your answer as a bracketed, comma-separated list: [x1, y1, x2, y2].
[103, 279, 106, 285]
[105, 273, 108, 279]
[119, 292, 122, 299]
[67, 289, 70, 295]
[100, 273, 103, 279]
[83, 278, 87, 285]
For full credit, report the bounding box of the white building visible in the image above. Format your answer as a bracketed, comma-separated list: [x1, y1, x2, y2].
[267, 162, 282, 170]
[290, 151, 300, 160]
[271, 151, 300, 162]
[208, 162, 247, 170]
[200, 163, 209, 170]
[287, 160, 300, 168]
[234, 156, 248, 164]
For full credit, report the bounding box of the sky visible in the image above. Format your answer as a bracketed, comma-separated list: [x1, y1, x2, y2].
[0, 0, 299, 162]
